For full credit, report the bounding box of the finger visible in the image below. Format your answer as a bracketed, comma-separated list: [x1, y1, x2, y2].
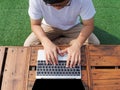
[49, 52, 55, 65]
[66, 54, 71, 67]
[60, 49, 67, 56]
[46, 53, 52, 64]
[57, 47, 61, 54]
[73, 54, 78, 67]
[70, 54, 75, 68]
[46, 51, 54, 64]
[45, 53, 49, 65]
[77, 55, 81, 66]
[53, 51, 58, 65]
[72, 55, 78, 67]
[45, 57, 49, 64]
[48, 57, 53, 64]
[57, 47, 63, 56]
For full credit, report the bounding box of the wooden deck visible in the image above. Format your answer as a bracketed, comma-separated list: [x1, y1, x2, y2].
[0, 45, 120, 90]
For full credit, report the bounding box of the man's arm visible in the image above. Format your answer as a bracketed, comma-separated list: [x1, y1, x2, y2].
[61, 18, 94, 68]
[75, 18, 94, 47]
[30, 19, 49, 43]
[30, 19, 61, 65]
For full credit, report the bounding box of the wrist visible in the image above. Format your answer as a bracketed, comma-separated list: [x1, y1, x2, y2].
[41, 37, 51, 46]
[70, 39, 83, 48]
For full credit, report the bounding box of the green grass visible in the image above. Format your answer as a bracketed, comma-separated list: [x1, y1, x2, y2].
[93, 0, 120, 44]
[0, 0, 31, 46]
[0, 0, 120, 46]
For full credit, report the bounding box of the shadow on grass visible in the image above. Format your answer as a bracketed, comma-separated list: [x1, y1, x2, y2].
[94, 26, 120, 45]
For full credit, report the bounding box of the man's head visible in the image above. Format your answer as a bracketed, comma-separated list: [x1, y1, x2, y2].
[43, 0, 71, 9]
[43, 0, 65, 4]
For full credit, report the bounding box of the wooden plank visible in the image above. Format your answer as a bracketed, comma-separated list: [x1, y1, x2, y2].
[82, 70, 87, 81]
[91, 69, 120, 80]
[0, 47, 5, 77]
[93, 79, 120, 86]
[28, 46, 41, 90]
[88, 45, 120, 56]
[93, 85, 120, 90]
[85, 45, 93, 90]
[27, 80, 35, 90]
[30, 46, 42, 66]
[81, 80, 88, 90]
[85, 45, 120, 90]
[27, 71, 36, 90]
[1, 47, 31, 90]
[28, 71, 36, 81]
[89, 56, 120, 66]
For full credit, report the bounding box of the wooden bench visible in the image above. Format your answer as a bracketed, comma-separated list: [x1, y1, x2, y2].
[86, 45, 120, 90]
[0, 46, 31, 90]
[0, 45, 120, 90]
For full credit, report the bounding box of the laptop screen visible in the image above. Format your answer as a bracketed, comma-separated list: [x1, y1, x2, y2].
[36, 50, 81, 79]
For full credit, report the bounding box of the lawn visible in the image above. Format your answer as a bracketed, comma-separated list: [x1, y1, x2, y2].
[0, 0, 120, 46]
[93, 0, 120, 45]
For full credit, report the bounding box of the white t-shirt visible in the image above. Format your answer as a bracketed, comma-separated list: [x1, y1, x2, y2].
[28, 0, 96, 30]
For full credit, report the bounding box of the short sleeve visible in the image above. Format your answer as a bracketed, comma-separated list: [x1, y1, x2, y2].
[28, 0, 43, 20]
[80, 0, 96, 20]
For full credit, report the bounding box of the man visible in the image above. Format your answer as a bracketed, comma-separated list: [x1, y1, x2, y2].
[24, 0, 100, 68]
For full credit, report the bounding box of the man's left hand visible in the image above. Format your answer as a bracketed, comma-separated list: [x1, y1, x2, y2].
[60, 40, 82, 68]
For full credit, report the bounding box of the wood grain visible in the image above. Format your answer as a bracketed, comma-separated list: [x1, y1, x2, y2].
[1, 47, 31, 90]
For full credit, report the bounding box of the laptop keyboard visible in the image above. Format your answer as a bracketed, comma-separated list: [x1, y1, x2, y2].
[36, 60, 81, 77]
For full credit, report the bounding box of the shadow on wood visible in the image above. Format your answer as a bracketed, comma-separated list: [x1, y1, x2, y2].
[32, 79, 85, 90]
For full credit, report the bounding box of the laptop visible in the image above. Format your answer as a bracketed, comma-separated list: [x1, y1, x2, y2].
[36, 50, 81, 79]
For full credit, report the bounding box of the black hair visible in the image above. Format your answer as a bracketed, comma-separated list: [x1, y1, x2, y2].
[43, 0, 65, 4]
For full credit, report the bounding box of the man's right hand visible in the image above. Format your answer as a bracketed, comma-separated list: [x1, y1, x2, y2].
[42, 39, 61, 65]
